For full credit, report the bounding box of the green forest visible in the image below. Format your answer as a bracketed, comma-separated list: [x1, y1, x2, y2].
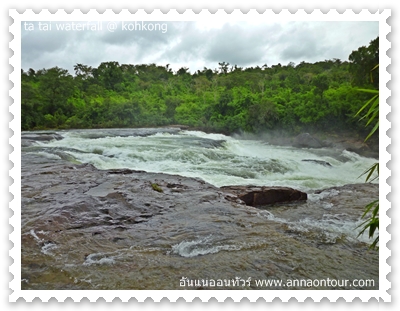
[21, 37, 379, 137]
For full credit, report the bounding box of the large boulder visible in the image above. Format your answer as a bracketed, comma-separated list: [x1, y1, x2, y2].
[221, 185, 307, 206]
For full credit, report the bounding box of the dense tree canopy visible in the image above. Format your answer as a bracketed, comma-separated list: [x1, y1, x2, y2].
[21, 37, 379, 138]
[349, 37, 379, 89]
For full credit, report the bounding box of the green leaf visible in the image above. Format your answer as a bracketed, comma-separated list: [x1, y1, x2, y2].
[370, 64, 379, 71]
[355, 94, 378, 117]
[356, 88, 379, 94]
[364, 121, 379, 141]
[358, 163, 379, 182]
[357, 199, 379, 249]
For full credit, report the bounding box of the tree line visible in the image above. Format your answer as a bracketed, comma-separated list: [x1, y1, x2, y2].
[21, 37, 379, 137]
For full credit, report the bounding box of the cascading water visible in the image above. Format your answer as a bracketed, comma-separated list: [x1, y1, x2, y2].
[29, 129, 376, 190]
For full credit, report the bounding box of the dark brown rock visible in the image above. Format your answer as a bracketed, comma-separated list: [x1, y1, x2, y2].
[221, 185, 307, 206]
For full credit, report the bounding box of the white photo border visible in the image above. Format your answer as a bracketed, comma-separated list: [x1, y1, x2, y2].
[9, 9, 391, 302]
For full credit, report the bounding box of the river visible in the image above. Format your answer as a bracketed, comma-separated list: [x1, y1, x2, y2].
[21, 128, 379, 290]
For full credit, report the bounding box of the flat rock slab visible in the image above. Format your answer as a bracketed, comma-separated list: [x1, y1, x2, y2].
[221, 185, 307, 206]
[20, 152, 379, 290]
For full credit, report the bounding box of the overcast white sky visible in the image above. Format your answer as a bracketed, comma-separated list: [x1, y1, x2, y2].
[21, 21, 379, 74]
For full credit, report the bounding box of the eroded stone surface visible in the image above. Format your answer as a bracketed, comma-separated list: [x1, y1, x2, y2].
[21, 152, 379, 290]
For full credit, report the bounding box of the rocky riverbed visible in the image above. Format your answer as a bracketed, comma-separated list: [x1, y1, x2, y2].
[21, 148, 379, 290]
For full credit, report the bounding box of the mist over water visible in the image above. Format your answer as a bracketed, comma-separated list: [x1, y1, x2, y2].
[33, 129, 377, 191]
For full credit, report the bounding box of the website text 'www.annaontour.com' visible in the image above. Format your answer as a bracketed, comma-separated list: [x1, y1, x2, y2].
[179, 277, 376, 289]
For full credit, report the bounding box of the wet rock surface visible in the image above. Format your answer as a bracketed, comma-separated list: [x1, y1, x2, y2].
[22, 153, 225, 236]
[21, 151, 379, 290]
[21, 127, 185, 146]
[21, 131, 64, 147]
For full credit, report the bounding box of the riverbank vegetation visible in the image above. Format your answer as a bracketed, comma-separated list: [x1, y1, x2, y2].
[356, 64, 380, 249]
[21, 37, 378, 140]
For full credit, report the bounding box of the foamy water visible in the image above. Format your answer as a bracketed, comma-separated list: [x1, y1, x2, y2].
[33, 129, 377, 191]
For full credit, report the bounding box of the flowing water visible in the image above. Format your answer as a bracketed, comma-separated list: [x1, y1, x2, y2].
[26, 129, 377, 190]
[21, 128, 379, 290]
